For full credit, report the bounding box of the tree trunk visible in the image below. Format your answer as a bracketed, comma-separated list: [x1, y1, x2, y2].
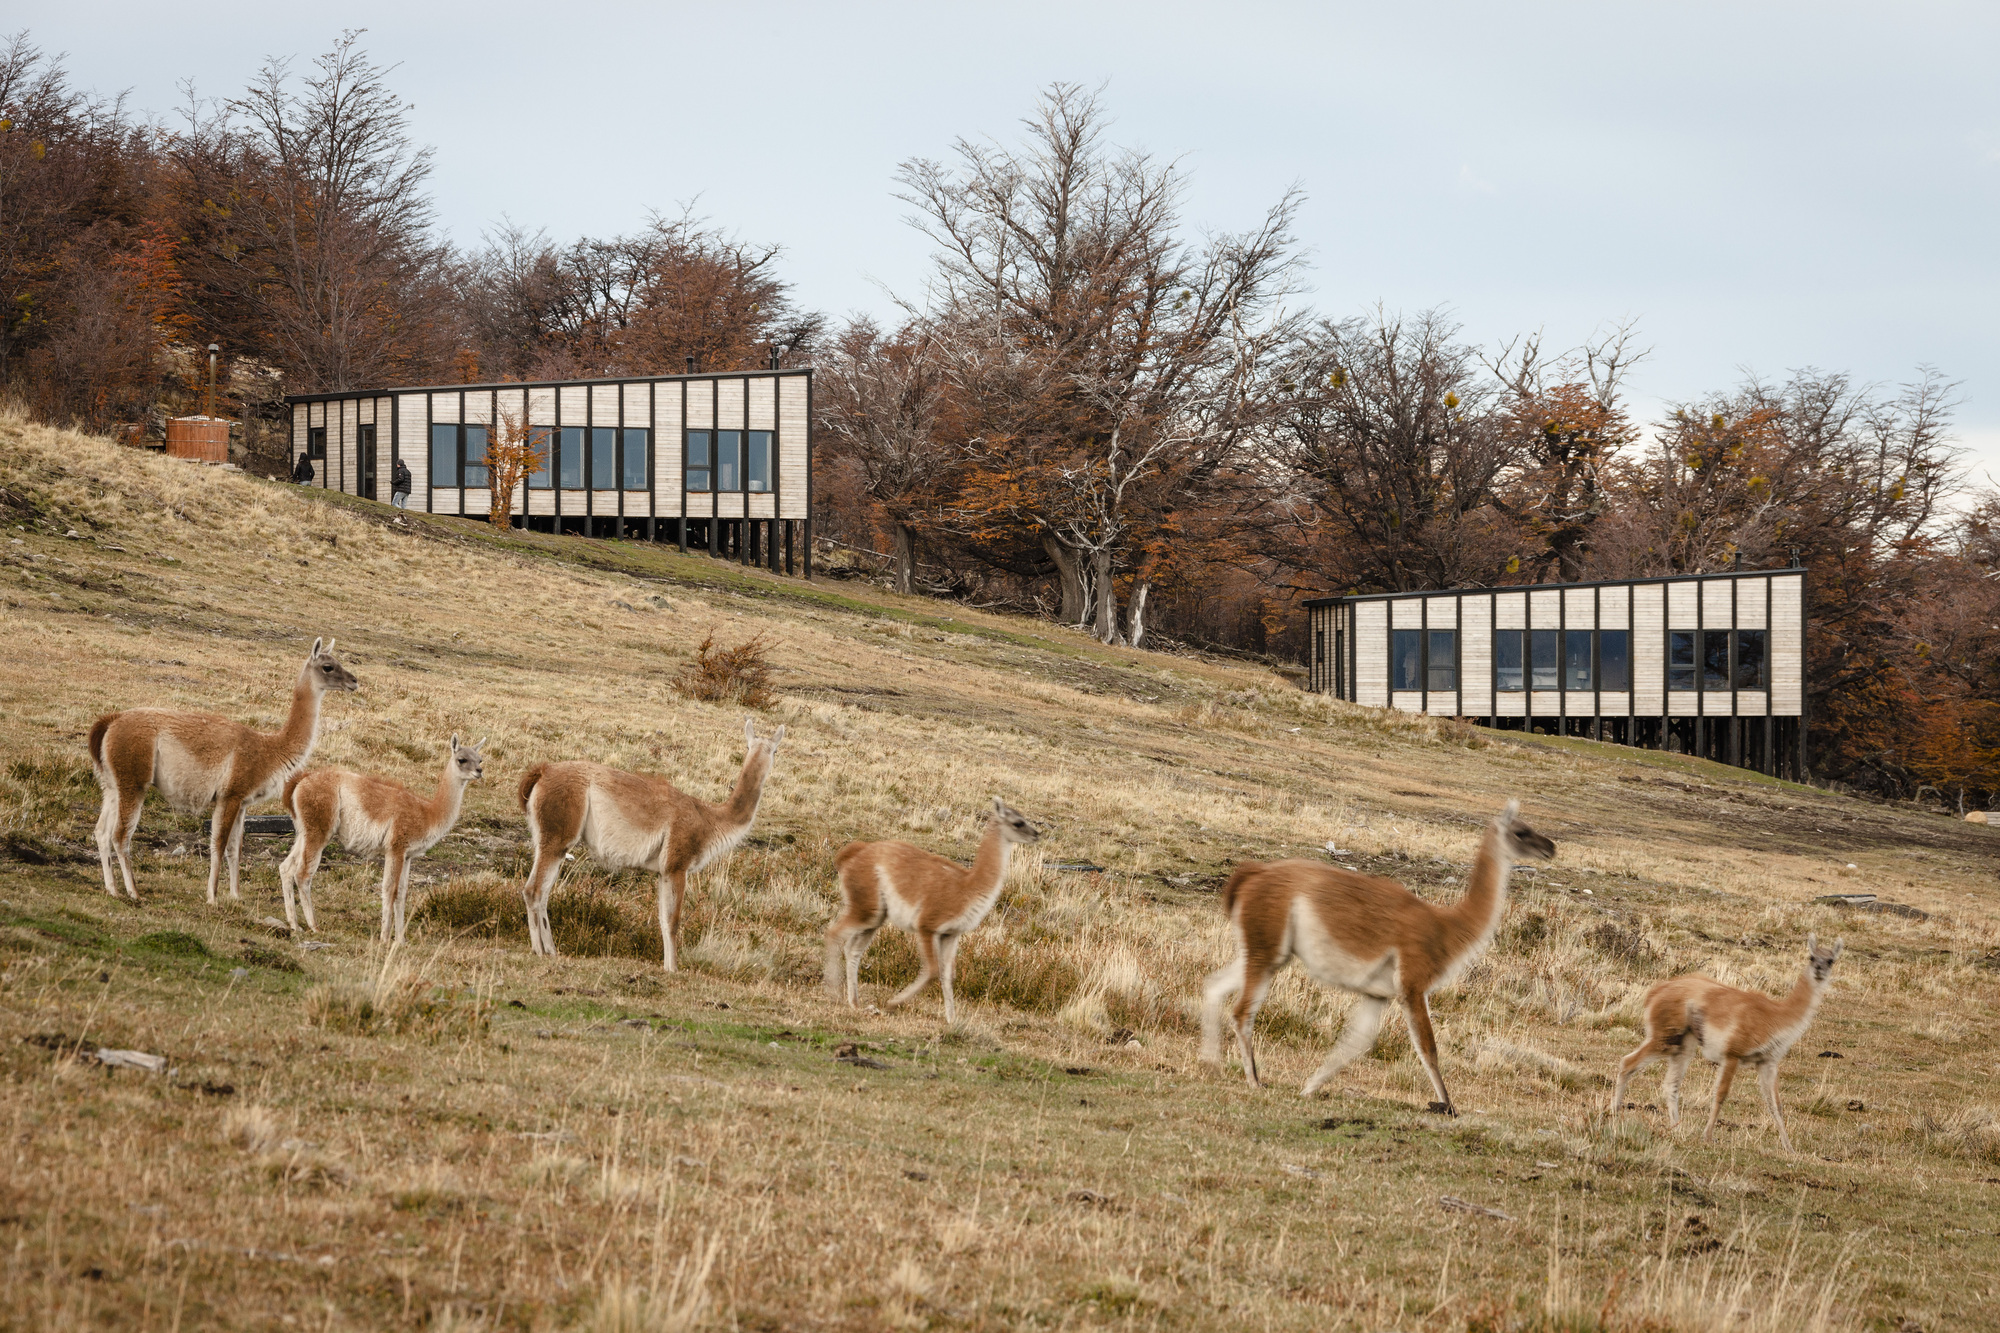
[1091, 547, 1124, 645]
[1043, 535, 1088, 625]
[1125, 580, 1151, 649]
[892, 522, 918, 595]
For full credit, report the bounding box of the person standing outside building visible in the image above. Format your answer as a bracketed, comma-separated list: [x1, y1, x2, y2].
[292, 453, 315, 484]
[391, 457, 412, 509]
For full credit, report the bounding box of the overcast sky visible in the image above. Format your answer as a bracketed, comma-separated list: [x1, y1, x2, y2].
[34, 2, 2000, 489]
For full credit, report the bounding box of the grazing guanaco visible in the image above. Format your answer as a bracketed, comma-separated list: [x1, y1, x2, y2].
[516, 719, 784, 970]
[1612, 935, 1843, 1152]
[823, 798, 1041, 1023]
[1200, 800, 1556, 1114]
[279, 735, 486, 943]
[88, 638, 359, 903]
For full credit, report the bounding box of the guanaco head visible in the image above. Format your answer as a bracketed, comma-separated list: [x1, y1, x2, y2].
[448, 734, 485, 784]
[989, 797, 1041, 845]
[1805, 933, 1844, 985]
[303, 637, 360, 694]
[1494, 799, 1557, 864]
[742, 718, 786, 770]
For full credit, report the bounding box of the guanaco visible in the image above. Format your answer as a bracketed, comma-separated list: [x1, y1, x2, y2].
[279, 735, 486, 943]
[1612, 935, 1843, 1152]
[823, 798, 1041, 1023]
[516, 719, 784, 970]
[88, 638, 359, 904]
[1200, 800, 1555, 1114]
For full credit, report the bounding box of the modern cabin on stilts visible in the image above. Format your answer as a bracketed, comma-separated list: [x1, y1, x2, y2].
[282, 364, 815, 576]
[1303, 566, 1809, 778]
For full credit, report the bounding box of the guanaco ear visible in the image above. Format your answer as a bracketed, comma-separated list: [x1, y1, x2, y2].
[992, 796, 1006, 816]
[309, 636, 324, 659]
[1500, 798, 1520, 823]
[1807, 932, 1817, 955]
[771, 725, 785, 744]
[474, 737, 486, 751]
[450, 732, 460, 751]
[744, 717, 755, 746]
[1830, 938, 1844, 959]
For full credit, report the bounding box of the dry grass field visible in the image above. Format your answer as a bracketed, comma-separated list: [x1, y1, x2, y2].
[3, 412, 1999, 1331]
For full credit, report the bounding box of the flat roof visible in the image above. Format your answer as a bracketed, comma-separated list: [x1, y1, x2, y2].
[1301, 565, 1804, 608]
[284, 366, 812, 406]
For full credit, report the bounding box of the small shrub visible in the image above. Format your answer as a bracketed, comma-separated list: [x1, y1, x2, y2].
[412, 876, 663, 960]
[675, 632, 776, 708]
[305, 975, 491, 1043]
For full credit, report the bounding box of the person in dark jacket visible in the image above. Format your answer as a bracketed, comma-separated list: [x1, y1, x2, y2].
[292, 454, 315, 484]
[391, 458, 412, 508]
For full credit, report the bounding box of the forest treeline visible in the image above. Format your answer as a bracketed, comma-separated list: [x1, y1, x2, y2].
[4, 33, 1998, 804]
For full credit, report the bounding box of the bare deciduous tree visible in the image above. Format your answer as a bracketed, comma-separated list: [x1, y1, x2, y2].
[898, 83, 1307, 644]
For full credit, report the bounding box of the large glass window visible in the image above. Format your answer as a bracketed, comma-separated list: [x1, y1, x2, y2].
[1427, 629, 1456, 690]
[558, 427, 584, 489]
[462, 424, 489, 488]
[1735, 629, 1768, 689]
[716, 430, 741, 491]
[1669, 631, 1697, 691]
[1392, 629, 1422, 691]
[622, 429, 649, 490]
[1530, 629, 1559, 690]
[528, 427, 552, 489]
[1563, 629, 1593, 691]
[1314, 629, 1325, 664]
[1598, 630, 1631, 691]
[306, 427, 327, 460]
[685, 431, 711, 492]
[746, 430, 772, 493]
[590, 427, 616, 490]
[1495, 630, 1524, 691]
[430, 423, 458, 487]
[1703, 628, 1731, 691]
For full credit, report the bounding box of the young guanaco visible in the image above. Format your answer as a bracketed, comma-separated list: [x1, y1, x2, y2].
[824, 798, 1041, 1023]
[279, 735, 486, 942]
[1612, 934, 1843, 1151]
[1200, 800, 1555, 1114]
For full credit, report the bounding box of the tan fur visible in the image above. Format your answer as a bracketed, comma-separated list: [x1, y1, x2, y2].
[88, 638, 359, 904]
[1612, 935, 1842, 1151]
[822, 798, 1041, 1024]
[518, 719, 784, 970]
[279, 735, 485, 942]
[1199, 800, 1556, 1114]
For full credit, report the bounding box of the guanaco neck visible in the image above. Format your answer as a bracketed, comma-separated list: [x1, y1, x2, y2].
[421, 761, 471, 838]
[1774, 968, 1826, 1026]
[1442, 821, 1512, 943]
[717, 749, 772, 827]
[964, 817, 1014, 901]
[274, 669, 326, 761]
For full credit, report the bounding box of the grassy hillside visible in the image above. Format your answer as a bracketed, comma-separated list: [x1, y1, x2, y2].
[2, 412, 1997, 1332]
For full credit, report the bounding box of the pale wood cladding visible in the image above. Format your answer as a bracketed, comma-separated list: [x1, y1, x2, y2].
[1320, 570, 1804, 724]
[287, 373, 808, 524]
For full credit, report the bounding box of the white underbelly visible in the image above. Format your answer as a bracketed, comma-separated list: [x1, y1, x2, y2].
[1289, 902, 1399, 996]
[882, 874, 923, 932]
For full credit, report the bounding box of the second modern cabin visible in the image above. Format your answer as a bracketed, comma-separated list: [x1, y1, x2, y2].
[1304, 567, 1808, 778]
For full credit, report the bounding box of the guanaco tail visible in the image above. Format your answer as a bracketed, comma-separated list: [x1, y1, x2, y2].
[1200, 800, 1556, 1114]
[516, 719, 784, 970]
[280, 734, 486, 943]
[88, 637, 359, 904]
[824, 798, 1041, 1024]
[1612, 934, 1843, 1152]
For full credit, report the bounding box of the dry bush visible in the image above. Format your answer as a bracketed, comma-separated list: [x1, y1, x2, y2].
[413, 874, 664, 959]
[0, 748, 95, 858]
[221, 1103, 280, 1154]
[675, 632, 776, 708]
[583, 1237, 719, 1333]
[305, 970, 491, 1042]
